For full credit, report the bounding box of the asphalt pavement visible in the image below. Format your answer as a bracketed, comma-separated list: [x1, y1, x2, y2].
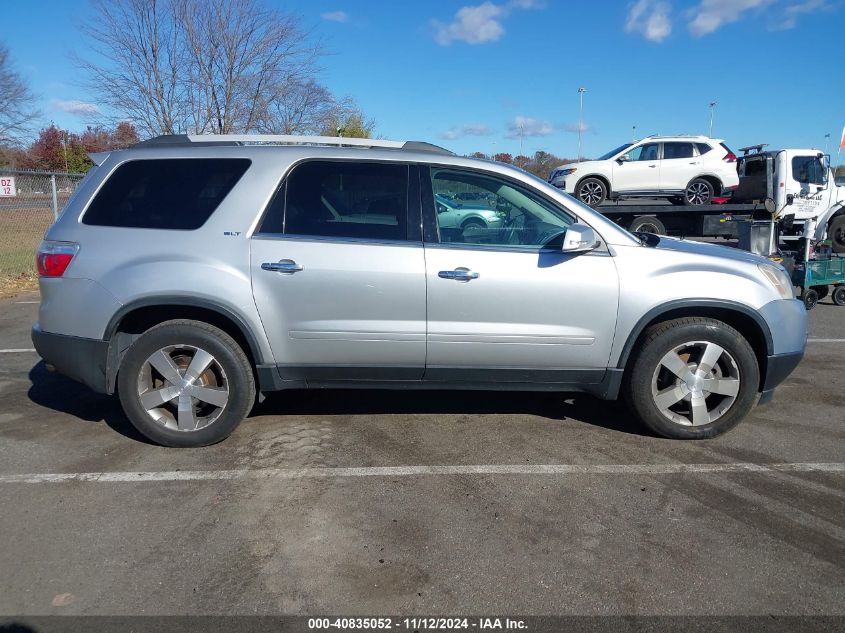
[0, 292, 843, 619]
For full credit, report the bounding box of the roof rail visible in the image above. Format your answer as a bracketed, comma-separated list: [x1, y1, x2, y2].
[133, 134, 454, 155]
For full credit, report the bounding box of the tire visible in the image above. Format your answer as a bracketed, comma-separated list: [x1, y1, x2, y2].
[828, 215, 845, 254]
[117, 319, 255, 447]
[461, 217, 486, 231]
[629, 215, 667, 235]
[683, 178, 714, 206]
[576, 177, 607, 207]
[810, 285, 829, 301]
[624, 317, 759, 439]
[832, 285, 845, 306]
[802, 288, 819, 311]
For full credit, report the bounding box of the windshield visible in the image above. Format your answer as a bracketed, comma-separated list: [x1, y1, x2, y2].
[596, 143, 633, 161]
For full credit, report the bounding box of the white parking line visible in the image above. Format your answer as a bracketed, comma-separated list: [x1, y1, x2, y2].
[0, 462, 842, 484]
[14, 301, 39, 304]
[0, 348, 36, 353]
[807, 338, 845, 343]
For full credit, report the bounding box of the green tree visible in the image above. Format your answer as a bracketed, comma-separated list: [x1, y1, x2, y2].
[320, 110, 375, 139]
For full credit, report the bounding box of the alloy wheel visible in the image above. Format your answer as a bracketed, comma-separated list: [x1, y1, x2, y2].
[578, 181, 605, 206]
[136, 344, 229, 432]
[685, 182, 711, 205]
[650, 340, 740, 427]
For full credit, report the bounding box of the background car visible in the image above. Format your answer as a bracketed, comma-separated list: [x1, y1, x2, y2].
[549, 135, 740, 207]
[435, 193, 503, 232]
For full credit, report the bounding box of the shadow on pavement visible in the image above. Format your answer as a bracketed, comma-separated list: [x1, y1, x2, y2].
[26, 361, 154, 444]
[27, 360, 652, 442]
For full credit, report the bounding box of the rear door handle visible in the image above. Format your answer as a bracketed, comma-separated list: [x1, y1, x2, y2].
[261, 259, 303, 273]
[438, 268, 479, 281]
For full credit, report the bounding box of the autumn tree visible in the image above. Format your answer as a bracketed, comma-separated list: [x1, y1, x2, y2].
[493, 152, 513, 164]
[0, 43, 39, 144]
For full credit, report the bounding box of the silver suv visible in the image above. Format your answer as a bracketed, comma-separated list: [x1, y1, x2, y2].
[32, 135, 806, 447]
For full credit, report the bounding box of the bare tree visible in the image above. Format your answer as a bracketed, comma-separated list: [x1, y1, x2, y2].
[78, 0, 327, 137]
[259, 79, 337, 135]
[0, 43, 39, 144]
[178, 0, 321, 134]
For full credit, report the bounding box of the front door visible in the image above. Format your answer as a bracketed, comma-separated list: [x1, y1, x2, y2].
[422, 167, 620, 385]
[612, 142, 660, 192]
[250, 160, 426, 382]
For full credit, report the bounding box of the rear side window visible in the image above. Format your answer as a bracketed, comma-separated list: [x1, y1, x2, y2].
[83, 159, 250, 229]
[663, 142, 695, 159]
[263, 161, 408, 241]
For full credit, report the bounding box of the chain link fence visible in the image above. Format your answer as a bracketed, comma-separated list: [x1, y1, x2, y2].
[1, 169, 85, 291]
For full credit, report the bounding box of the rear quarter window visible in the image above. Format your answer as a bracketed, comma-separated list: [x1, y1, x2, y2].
[82, 158, 250, 229]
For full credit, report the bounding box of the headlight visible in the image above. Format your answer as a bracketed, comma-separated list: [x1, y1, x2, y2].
[758, 263, 794, 300]
[558, 168, 577, 177]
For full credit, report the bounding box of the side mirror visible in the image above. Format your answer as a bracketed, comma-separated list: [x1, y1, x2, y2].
[786, 194, 794, 206]
[561, 223, 599, 253]
[764, 197, 776, 214]
[616, 155, 629, 163]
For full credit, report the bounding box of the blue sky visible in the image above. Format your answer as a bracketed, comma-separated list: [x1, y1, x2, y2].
[3, 0, 844, 160]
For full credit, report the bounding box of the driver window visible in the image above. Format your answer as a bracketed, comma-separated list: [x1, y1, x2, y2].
[624, 143, 658, 162]
[431, 169, 573, 249]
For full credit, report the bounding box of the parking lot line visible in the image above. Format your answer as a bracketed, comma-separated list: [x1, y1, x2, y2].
[0, 462, 842, 484]
[0, 348, 36, 353]
[806, 338, 845, 343]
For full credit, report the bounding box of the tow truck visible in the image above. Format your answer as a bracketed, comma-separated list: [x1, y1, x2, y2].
[582, 145, 845, 255]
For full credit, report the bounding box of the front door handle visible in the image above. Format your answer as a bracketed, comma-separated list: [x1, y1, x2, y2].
[438, 268, 479, 281]
[261, 259, 303, 273]
[648, 164, 657, 168]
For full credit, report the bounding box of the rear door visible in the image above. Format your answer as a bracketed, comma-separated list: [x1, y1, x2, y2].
[250, 160, 426, 382]
[660, 142, 699, 191]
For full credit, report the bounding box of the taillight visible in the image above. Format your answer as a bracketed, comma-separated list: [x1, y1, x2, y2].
[36, 241, 78, 277]
[724, 152, 737, 162]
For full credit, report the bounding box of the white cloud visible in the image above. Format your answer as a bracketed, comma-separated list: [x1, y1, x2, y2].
[687, 0, 771, 37]
[321, 11, 349, 23]
[440, 124, 493, 140]
[505, 116, 554, 138]
[432, 0, 541, 46]
[51, 100, 100, 116]
[772, 0, 826, 30]
[564, 122, 592, 134]
[625, 0, 672, 42]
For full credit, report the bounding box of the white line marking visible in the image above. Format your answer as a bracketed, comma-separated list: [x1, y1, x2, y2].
[15, 301, 39, 304]
[0, 348, 36, 353]
[807, 338, 845, 343]
[0, 462, 842, 484]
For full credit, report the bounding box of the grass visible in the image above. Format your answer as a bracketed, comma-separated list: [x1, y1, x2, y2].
[0, 201, 55, 299]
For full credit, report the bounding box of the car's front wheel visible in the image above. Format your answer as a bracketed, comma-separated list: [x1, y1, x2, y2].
[576, 177, 607, 207]
[117, 319, 255, 447]
[624, 317, 759, 439]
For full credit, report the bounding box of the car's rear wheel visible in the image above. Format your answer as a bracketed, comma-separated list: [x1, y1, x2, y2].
[576, 178, 607, 207]
[828, 215, 845, 254]
[624, 317, 759, 439]
[683, 178, 714, 206]
[832, 285, 845, 306]
[802, 288, 819, 310]
[117, 319, 255, 447]
[628, 215, 666, 235]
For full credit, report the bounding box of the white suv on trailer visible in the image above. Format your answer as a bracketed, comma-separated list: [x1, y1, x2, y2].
[549, 135, 740, 207]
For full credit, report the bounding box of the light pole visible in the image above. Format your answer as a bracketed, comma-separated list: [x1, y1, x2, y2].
[708, 101, 717, 137]
[577, 87, 587, 161]
[632, 125, 637, 142]
[824, 133, 830, 155]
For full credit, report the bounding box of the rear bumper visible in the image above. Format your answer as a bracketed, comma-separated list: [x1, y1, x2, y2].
[31, 324, 110, 394]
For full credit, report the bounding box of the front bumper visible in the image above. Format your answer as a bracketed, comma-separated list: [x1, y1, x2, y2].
[758, 350, 804, 404]
[31, 324, 110, 394]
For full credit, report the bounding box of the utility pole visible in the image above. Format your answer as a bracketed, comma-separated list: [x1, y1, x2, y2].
[824, 133, 830, 155]
[632, 125, 636, 142]
[578, 87, 587, 161]
[62, 130, 69, 173]
[708, 101, 717, 137]
[519, 122, 524, 159]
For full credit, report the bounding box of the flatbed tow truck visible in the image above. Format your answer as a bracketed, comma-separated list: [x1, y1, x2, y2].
[589, 145, 845, 255]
